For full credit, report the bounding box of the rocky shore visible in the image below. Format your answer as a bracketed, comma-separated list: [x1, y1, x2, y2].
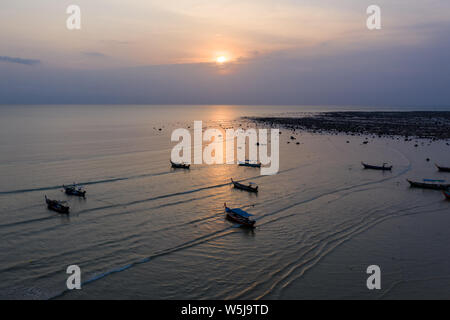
[247, 111, 450, 141]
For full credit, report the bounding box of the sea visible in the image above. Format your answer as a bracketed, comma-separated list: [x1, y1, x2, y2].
[0, 104, 449, 299]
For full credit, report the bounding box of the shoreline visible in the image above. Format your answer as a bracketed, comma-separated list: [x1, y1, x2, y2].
[247, 111, 450, 141]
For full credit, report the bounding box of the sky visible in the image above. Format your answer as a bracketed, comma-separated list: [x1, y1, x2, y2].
[1, 0, 450, 106]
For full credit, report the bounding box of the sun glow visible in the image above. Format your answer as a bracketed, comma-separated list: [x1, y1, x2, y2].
[216, 56, 227, 64]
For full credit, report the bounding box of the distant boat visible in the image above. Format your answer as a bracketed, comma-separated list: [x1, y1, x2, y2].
[407, 179, 450, 190]
[231, 178, 258, 193]
[362, 162, 392, 171]
[224, 203, 256, 228]
[45, 196, 69, 214]
[170, 160, 190, 169]
[63, 184, 86, 197]
[443, 190, 450, 200]
[436, 164, 450, 172]
[238, 160, 261, 168]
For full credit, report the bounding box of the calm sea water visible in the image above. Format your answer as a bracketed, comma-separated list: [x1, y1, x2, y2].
[0, 105, 449, 299]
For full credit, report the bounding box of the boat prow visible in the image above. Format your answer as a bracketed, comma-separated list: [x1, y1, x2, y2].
[170, 160, 190, 169]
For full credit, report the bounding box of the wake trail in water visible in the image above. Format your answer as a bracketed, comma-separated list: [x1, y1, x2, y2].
[7, 156, 411, 299]
[233, 202, 442, 300]
[48, 224, 240, 300]
[226, 152, 413, 299]
[271, 204, 449, 299]
[0, 215, 57, 230]
[0, 171, 173, 196]
[254, 155, 412, 224]
[0, 167, 298, 231]
[3, 168, 303, 282]
[48, 162, 411, 299]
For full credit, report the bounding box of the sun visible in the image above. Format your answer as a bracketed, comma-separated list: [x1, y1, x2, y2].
[216, 56, 227, 64]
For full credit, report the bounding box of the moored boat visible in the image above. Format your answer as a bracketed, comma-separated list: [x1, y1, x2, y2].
[443, 190, 450, 200]
[362, 162, 392, 171]
[436, 164, 450, 172]
[63, 184, 86, 197]
[170, 160, 190, 169]
[45, 196, 69, 214]
[238, 160, 261, 168]
[231, 178, 258, 193]
[224, 203, 256, 228]
[407, 179, 450, 190]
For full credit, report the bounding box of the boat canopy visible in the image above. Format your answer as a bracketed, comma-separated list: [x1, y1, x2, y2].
[232, 208, 253, 218]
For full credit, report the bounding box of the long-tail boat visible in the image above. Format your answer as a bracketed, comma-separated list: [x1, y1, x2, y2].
[407, 179, 450, 190]
[238, 160, 261, 168]
[231, 178, 258, 193]
[63, 184, 86, 197]
[224, 203, 256, 228]
[170, 160, 190, 169]
[436, 164, 450, 172]
[362, 162, 392, 171]
[45, 196, 69, 214]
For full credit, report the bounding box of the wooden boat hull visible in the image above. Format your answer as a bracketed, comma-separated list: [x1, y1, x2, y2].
[231, 179, 258, 193]
[225, 207, 255, 228]
[436, 164, 450, 172]
[64, 187, 86, 197]
[45, 197, 69, 214]
[47, 204, 70, 214]
[238, 162, 261, 168]
[407, 179, 450, 190]
[362, 162, 392, 171]
[170, 161, 190, 169]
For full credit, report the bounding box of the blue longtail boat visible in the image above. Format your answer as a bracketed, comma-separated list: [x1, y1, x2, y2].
[224, 203, 256, 228]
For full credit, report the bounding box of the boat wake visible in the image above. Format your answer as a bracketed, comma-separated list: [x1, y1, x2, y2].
[0, 171, 173, 196]
[45, 158, 413, 300]
[0, 167, 298, 233]
[49, 225, 240, 300]
[4, 146, 417, 300]
[253, 204, 449, 300]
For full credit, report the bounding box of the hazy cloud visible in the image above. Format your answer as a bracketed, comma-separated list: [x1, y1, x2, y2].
[100, 40, 132, 45]
[81, 52, 108, 58]
[0, 56, 40, 66]
[1, 18, 450, 106]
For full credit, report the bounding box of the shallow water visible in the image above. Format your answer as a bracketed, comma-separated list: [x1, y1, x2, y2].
[0, 105, 449, 299]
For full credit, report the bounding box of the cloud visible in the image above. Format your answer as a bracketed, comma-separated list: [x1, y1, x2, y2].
[100, 40, 131, 45]
[0, 56, 40, 66]
[81, 51, 108, 58]
[1, 23, 450, 106]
